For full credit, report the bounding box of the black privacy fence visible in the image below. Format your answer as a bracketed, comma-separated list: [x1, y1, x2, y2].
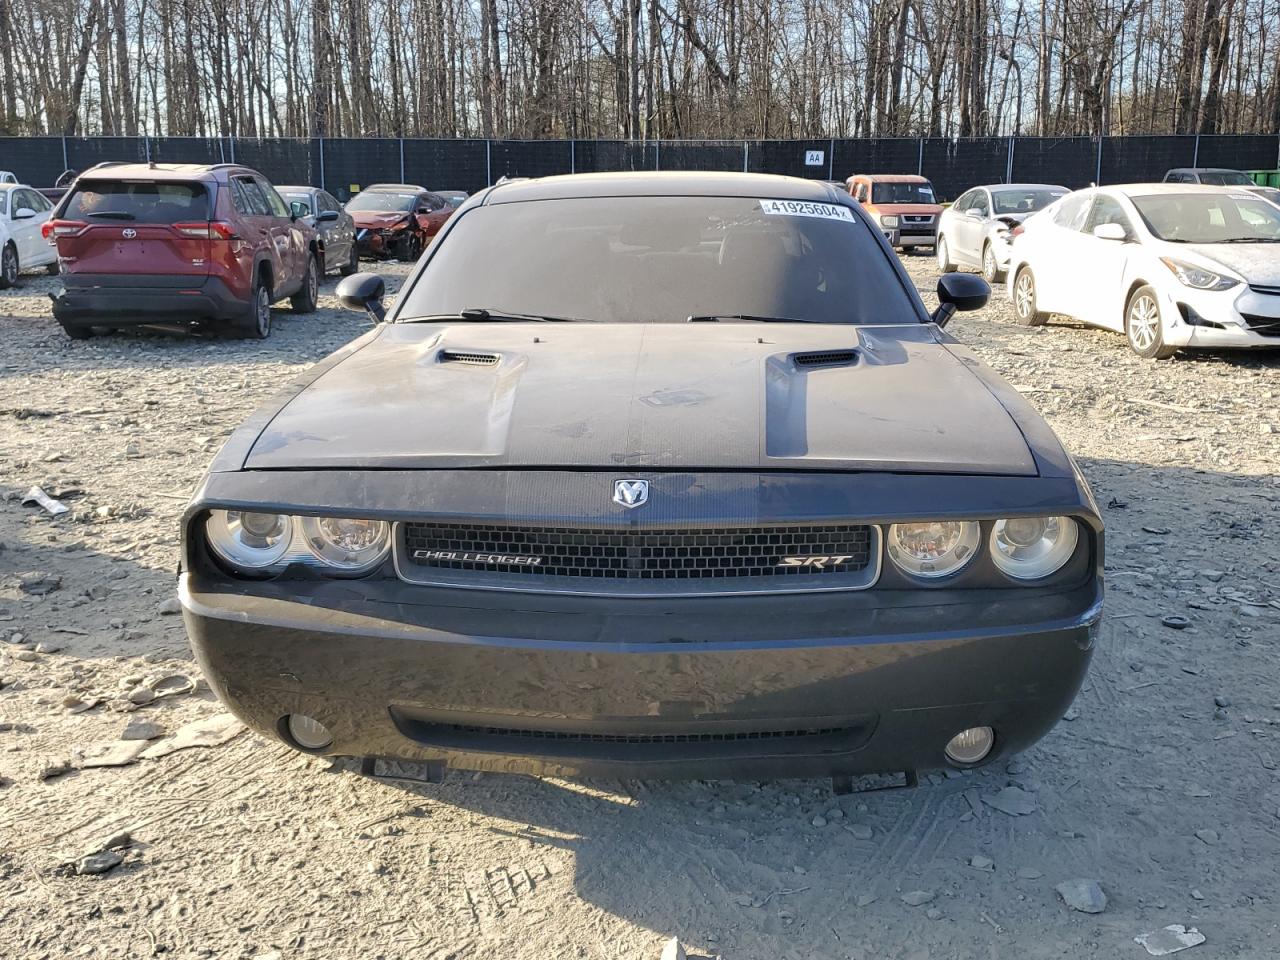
[3, 134, 1279, 202]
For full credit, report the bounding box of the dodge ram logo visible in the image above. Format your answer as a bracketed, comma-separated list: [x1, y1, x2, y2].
[613, 479, 649, 509]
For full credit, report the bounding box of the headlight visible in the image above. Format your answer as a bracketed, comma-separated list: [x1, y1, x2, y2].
[206, 510, 293, 569]
[204, 510, 391, 577]
[1159, 257, 1238, 291]
[879, 215, 900, 228]
[989, 516, 1079, 580]
[300, 516, 390, 571]
[887, 521, 981, 579]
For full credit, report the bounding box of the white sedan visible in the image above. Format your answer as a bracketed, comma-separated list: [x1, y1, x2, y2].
[937, 183, 1066, 282]
[1006, 184, 1280, 358]
[0, 182, 58, 288]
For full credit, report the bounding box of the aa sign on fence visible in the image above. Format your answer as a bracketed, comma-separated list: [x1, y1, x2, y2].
[804, 150, 825, 166]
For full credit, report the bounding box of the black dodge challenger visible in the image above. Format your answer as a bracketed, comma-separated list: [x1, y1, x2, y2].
[179, 172, 1103, 786]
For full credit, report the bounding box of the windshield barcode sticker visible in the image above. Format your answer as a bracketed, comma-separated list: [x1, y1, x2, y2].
[759, 199, 855, 221]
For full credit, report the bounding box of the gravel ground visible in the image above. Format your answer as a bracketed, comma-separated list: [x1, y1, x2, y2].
[1, 254, 1278, 960]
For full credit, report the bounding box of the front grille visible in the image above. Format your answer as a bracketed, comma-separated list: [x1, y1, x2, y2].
[1248, 283, 1280, 296]
[400, 521, 874, 584]
[902, 215, 935, 225]
[1241, 313, 1280, 336]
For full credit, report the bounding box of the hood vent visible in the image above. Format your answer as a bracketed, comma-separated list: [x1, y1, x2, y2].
[793, 350, 857, 368]
[439, 349, 500, 366]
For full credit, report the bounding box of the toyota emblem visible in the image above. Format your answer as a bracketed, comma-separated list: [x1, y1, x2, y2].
[613, 479, 649, 509]
[121, 228, 137, 239]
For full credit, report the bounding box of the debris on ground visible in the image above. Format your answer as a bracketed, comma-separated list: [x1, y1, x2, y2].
[138, 713, 244, 760]
[659, 937, 687, 960]
[77, 740, 151, 768]
[21, 485, 69, 515]
[74, 850, 124, 876]
[1056, 878, 1107, 914]
[120, 717, 165, 740]
[984, 785, 1039, 817]
[1135, 925, 1206, 956]
[900, 890, 935, 906]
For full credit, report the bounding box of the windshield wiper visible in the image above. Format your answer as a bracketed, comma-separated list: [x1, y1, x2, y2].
[1216, 237, 1280, 243]
[403, 307, 585, 324]
[687, 313, 819, 323]
[85, 211, 137, 220]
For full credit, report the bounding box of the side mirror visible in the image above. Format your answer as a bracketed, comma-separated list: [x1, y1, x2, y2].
[316, 209, 339, 223]
[289, 200, 310, 220]
[933, 273, 990, 327]
[1092, 222, 1126, 241]
[336, 272, 386, 323]
[14, 207, 36, 220]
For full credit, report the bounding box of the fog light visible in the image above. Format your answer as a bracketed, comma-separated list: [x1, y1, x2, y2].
[286, 714, 333, 750]
[944, 726, 994, 765]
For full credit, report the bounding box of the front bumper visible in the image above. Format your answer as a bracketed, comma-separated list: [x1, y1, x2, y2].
[51, 274, 246, 325]
[183, 571, 1101, 780]
[354, 229, 406, 258]
[1160, 283, 1280, 349]
[884, 228, 936, 249]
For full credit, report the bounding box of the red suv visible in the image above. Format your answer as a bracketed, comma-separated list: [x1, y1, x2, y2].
[46, 162, 321, 339]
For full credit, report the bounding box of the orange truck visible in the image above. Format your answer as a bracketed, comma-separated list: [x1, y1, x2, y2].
[844, 174, 942, 252]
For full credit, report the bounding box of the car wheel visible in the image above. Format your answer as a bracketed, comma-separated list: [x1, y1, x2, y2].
[339, 242, 358, 277]
[0, 243, 18, 289]
[1012, 267, 1048, 326]
[400, 233, 422, 262]
[1125, 284, 1177, 359]
[46, 261, 61, 276]
[936, 236, 954, 272]
[237, 274, 272, 339]
[58, 321, 93, 340]
[291, 254, 319, 314]
[981, 243, 1003, 284]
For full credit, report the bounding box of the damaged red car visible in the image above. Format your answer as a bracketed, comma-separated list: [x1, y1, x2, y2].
[347, 184, 454, 262]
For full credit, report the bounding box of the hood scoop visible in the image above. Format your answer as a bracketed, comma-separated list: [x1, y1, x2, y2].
[438, 349, 500, 366]
[793, 349, 858, 368]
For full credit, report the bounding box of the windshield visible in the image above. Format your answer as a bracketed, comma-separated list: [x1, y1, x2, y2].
[1132, 193, 1280, 243]
[61, 181, 208, 223]
[397, 196, 917, 325]
[872, 182, 935, 204]
[0, 191, 7, 217]
[1198, 171, 1254, 186]
[347, 192, 417, 213]
[992, 188, 1066, 215]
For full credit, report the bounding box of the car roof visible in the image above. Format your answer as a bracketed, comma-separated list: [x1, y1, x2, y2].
[484, 171, 845, 204]
[1105, 183, 1261, 197]
[986, 182, 1068, 192]
[0, 183, 20, 191]
[850, 174, 929, 183]
[73, 162, 253, 182]
[1167, 167, 1242, 174]
[274, 185, 319, 193]
[364, 183, 428, 192]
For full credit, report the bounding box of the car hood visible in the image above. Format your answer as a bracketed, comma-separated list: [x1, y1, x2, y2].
[244, 323, 1037, 475]
[351, 211, 410, 229]
[1181, 243, 1280, 285]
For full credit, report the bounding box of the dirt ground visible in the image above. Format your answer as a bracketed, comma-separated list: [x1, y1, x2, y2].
[1, 252, 1278, 960]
